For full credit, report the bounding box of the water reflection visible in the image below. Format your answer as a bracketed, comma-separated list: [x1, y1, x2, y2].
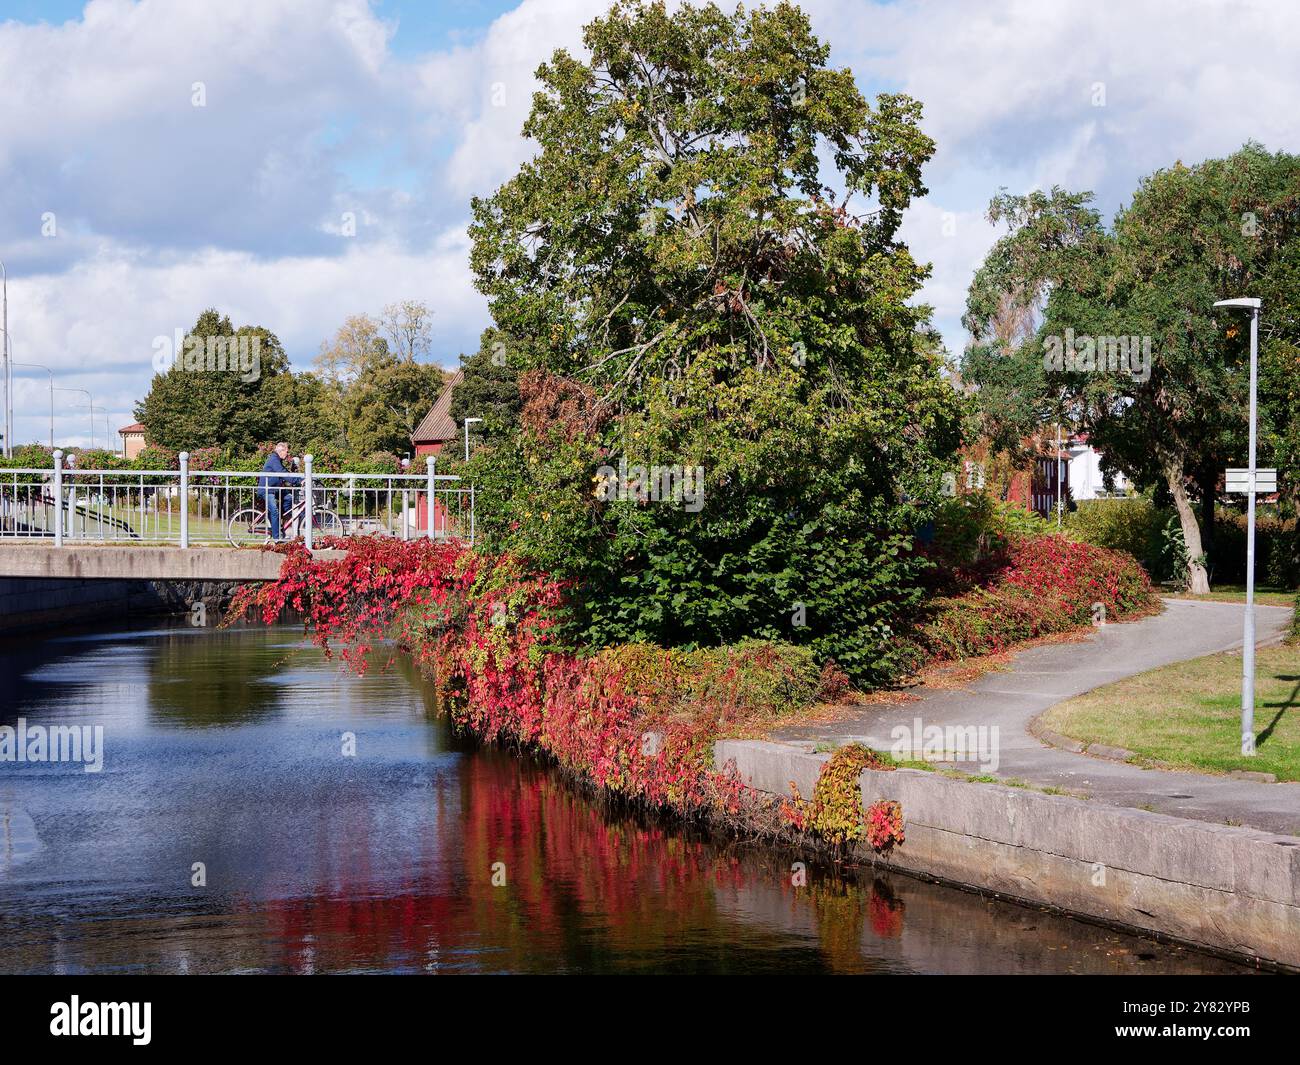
[0, 622, 1256, 975]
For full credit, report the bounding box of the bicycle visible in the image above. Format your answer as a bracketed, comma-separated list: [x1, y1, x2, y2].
[226, 491, 344, 546]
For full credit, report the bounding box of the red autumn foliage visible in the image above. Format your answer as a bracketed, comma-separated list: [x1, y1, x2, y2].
[916, 534, 1156, 663]
[518, 368, 606, 442]
[227, 537, 744, 817]
[227, 531, 1155, 858]
[781, 744, 904, 857]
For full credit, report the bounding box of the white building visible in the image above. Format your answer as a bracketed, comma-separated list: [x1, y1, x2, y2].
[1065, 436, 1131, 500]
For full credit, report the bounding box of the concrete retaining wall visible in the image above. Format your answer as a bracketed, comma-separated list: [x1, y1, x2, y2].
[716, 738, 1300, 969]
[0, 545, 289, 581]
[0, 576, 244, 633]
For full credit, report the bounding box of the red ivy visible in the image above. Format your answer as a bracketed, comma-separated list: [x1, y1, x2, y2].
[228, 537, 744, 818]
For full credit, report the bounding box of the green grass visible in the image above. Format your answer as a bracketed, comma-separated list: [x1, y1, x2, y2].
[1039, 644, 1300, 781]
[1167, 584, 1297, 607]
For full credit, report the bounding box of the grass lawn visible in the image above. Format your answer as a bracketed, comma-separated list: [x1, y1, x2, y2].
[1167, 584, 1297, 607]
[75, 507, 231, 543]
[1039, 643, 1300, 781]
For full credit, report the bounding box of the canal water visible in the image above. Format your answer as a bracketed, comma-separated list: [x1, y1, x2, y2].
[0, 622, 1256, 975]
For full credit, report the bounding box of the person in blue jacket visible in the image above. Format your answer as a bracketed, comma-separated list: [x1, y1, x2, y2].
[257, 441, 293, 540]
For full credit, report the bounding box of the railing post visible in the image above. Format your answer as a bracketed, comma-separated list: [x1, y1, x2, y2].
[178, 451, 190, 549]
[52, 450, 64, 547]
[426, 456, 435, 539]
[303, 453, 314, 551]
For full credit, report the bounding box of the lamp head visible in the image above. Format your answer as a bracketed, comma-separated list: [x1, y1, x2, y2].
[1213, 297, 1261, 310]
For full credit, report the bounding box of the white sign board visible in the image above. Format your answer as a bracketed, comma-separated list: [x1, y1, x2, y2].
[1225, 468, 1278, 494]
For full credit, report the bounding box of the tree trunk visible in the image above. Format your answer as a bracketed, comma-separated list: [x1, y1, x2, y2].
[1166, 459, 1210, 593]
[1197, 457, 1217, 581]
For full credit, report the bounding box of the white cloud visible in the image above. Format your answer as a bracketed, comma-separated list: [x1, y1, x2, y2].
[899, 200, 999, 355]
[0, 0, 407, 256]
[5, 0, 1300, 448]
[809, 0, 1300, 196]
[800, 0, 1300, 354]
[442, 0, 603, 199]
[7, 230, 484, 448]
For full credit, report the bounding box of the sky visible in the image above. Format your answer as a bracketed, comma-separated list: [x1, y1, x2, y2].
[1, 0, 1298, 449]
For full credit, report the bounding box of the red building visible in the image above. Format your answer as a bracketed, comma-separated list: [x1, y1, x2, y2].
[1030, 448, 1071, 519]
[956, 435, 1071, 519]
[411, 369, 462, 460]
[410, 370, 462, 535]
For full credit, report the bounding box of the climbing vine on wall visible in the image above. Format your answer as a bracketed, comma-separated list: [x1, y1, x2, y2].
[783, 743, 905, 859]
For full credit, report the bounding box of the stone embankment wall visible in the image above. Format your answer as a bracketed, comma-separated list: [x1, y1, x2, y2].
[717, 738, 1300, 970]
[0, 577, 244, 633]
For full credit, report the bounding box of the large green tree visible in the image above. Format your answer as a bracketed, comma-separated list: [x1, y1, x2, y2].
[448, 327, 526, 459]
[136, 309, 290, 452]
[963, 145, 1300, 592]
[464, 0, 962, 683]
[311, 304, 444, 457]
[344, 352, 446, 457]
[264, 370, 346, 456]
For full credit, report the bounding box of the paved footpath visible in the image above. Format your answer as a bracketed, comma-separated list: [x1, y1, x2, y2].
[773, 599, 1300, 836]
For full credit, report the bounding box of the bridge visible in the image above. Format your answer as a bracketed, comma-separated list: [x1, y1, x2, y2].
[0, 451, 473, 579]
[0, 544, 346, 581]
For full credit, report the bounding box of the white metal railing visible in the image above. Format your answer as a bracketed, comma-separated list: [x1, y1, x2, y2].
[0, 451, 474, 548]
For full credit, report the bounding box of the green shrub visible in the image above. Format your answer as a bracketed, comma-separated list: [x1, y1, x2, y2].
[910, 534, 1156, 664]
[1064, 497, 1165, 574]
[1214, 515, 1298, 588]
[932, 493, 1046, 564]
[919, 588, 1073, 659]
[1066, 498, 1298, 589]
[0, 444, 54, 469]
[1159, 514, 1195, 590]
[1266, 528, 1300, 589]
[694, 639, 826, 716]
[133, 445, 179, 470]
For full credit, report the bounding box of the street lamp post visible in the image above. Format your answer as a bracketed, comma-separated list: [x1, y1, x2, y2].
[54, 387, 95, 449]
[1, 256, 9, 457]
[1056, 422, 1064, 526]
[463, 417, 482, 464]
[91, 406, 112, 453]
[1214, 296, 1262, 757]
[13, 360, 55, 449]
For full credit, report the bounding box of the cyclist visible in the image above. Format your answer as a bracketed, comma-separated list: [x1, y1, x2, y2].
[256, 441, 293, 540]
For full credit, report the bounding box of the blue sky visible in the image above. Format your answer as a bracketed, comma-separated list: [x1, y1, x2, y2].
[1, 0, 1297, 449]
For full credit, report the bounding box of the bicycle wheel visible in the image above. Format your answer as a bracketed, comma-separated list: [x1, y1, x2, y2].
[311, 508, 345, 543]
[227, 507, 271, 547]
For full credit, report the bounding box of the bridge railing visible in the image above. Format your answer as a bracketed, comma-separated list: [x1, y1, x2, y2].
[0, 451, 474, 548]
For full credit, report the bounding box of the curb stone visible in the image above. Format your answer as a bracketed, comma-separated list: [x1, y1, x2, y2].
[1086, 742, 1137, 762]
[1031, 724, 1086, 754]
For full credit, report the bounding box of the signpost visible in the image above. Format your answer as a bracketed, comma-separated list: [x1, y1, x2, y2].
[1225, 469, 1277, 494]
[1214, 297, 1264, 756]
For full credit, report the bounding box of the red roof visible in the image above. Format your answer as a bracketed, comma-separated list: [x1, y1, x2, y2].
[411, 369, 462, 444]
[119, 422, 146, 434]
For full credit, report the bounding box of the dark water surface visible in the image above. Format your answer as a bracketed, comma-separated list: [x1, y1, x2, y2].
[0, 622, 1256, 974]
